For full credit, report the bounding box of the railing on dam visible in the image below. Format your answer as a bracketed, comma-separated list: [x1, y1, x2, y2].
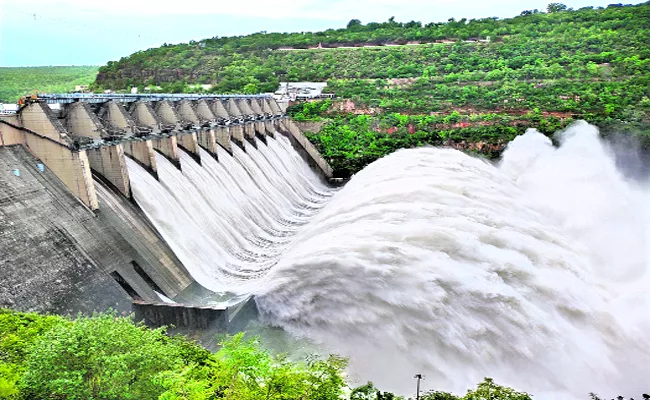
[37, 93, 276, 104]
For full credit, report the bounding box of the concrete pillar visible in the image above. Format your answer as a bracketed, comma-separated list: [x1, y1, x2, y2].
[22, 132, 98, 209]
[225, 98, 244, 119]
[65, 102, 107, 140]
[248, 98, 264, 117]
[176, 132, 201, 164]
[130, 102, 161, 133]
[264, 120, 276, 138]
[279, 118, 333, 179]
[243, 122, 257, 147]
[123, 139, 158, 178]
[195, 99, 216, 122]
[177, 100, 201, 126]
[254, 121, 267, 144]
[273, 119, 285, 134]
[267, 98, 284, 115]
[197, 128, 218, 159]
[76, 150, 99, 210]
[237, 99, 255, 117]
[261, 98, 276, 115]
[19, 102, 72, 146]
[0, 119, 25, 146]
[87, 144, 131, 198]
[211, 99, 231, 120]
[154, 100, 181, 129]
[276, 100, 288, 113]
[103, 101, 136, 135]
[152, 136, 180, 169]
[215, 126, 232, 154]
[230, 124, 245, 150]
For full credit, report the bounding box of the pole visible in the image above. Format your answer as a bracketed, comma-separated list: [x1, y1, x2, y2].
[414, 374, 423, 400]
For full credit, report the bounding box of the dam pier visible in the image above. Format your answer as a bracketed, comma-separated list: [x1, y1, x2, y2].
[0, 93, 335, 332]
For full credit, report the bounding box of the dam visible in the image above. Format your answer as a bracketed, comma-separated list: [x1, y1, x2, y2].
[2, 94, 649, 396]
[0, 93, 336, 331]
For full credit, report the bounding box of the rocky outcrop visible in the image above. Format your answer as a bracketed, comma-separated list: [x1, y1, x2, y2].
[445, 139, 507, 157]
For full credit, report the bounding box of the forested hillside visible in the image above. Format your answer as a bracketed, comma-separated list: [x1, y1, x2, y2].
[96, 2, 650, 177]
[0, 66, 98, 103]
[95, 3, 649, 93]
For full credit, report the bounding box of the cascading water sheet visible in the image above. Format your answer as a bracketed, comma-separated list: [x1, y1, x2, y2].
[255, 122, 650, 398]
[126, 134, 335, 292]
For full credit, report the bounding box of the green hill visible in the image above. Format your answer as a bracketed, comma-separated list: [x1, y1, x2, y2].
[94, 3, 649, 176]
[0, 66, 98, 103]
[95, 3, 649, 94]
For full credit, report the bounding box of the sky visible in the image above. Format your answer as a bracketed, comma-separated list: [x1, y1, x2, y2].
[0, 0, 624, 67]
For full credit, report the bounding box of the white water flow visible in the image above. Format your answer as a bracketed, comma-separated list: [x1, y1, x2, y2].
[126, 134, 334, 291]
[254, 122, 650, 398]
[128, 123, 649, 398]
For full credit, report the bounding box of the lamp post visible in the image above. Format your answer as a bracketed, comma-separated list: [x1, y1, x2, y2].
[414, 374, 424, 400]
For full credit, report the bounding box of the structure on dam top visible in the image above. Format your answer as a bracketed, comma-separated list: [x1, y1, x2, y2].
[0, 94, 333, 210]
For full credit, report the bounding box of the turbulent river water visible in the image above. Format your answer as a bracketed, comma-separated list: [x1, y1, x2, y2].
[128, 122, 649, 399]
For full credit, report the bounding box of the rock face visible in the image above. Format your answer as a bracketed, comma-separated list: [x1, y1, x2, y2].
[96, 67, 206, 89]
[445, 139, 507, 156]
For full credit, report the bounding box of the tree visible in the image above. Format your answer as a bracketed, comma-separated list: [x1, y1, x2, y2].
[242, 82, 259, 94]
[547, 3, 568, 13]
[157, 334, 349, 400]
[420, 378, 531, 400]
[351, 382, 378, 400]
[464, 378, 531, 400]
[420, 391, 459, 400]
[19, 313, 193, 400]
[347, 19, 363, 29]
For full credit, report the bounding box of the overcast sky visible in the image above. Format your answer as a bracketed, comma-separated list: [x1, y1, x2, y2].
[1, 0, 623, 67]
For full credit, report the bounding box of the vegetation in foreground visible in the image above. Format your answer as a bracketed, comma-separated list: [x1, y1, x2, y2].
[0, 66, 98, 103]
[0, 309, 349, 399]
[0, 309, 644, 399]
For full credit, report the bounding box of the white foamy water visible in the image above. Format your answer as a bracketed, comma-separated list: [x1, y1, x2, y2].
[254, 122, 650, 398]
[126, 135, 334, 291]
[127, 123, 649, 398]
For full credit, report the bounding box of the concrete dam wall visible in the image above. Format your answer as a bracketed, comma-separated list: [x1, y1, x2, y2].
[0, 145, 128, 313]
[0, 145, 192, 314]
[0, 94, 335, 331]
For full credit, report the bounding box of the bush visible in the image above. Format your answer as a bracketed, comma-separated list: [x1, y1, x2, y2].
[421, 378, 531, 400]
[19, 313, 194, 400]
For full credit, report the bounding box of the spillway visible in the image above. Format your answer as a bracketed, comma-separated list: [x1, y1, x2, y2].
[127, 121, 649, 398]
[127, 134, 335, 294]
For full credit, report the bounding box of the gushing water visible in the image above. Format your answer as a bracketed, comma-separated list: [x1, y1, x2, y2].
[127, 135, 334, 292]
[255, 122, 650, 398]
[127, 124, 649, 398]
